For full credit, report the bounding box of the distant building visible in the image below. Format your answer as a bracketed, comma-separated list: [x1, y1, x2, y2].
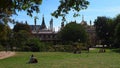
[29, 15, 96, 45]
[80, 15, 96, 46]
[29, 16, 58, 42]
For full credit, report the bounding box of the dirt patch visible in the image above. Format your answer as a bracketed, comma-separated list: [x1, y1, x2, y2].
[0, 51, 15, 59]
[89, 48, 96, 50]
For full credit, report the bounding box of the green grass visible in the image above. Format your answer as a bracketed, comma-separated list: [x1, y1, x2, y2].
[0, 49, 120, 68]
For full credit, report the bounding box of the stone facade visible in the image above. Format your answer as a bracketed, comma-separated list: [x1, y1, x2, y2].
[80, 16, 96, 46]
[29, 15, 96, 45]
[29, 16, 57, 42]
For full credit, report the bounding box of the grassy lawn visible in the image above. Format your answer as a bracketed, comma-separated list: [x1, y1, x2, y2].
[0, 49, 120, 68]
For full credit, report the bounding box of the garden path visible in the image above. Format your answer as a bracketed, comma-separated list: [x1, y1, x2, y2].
[0, 51, 15, 59]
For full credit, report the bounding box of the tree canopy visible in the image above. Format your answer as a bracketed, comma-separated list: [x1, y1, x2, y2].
[52, 0, 89, 19]
[58, 21, 88, 44]
[0, 0, 89, 23]
[114, 23, 120, 48]
[0, 0, 42, 17]
[0, 22, 11, 41]
[94, 16, 113, 45]
[13, 23, 31, 32]
[113, 14, 120, 48]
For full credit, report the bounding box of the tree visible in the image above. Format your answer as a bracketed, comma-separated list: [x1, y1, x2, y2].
[25, 37, 45, 52]
[0, 0, 89, 24]
[58, 22, 88, 53]
[13, 23, 31, 32]
[0, 22, 12, 51]
[114, 14, 120, 25]
[112, 14, 120, 48]
[114, 23, 120, 48]
[0, 0, 42, 17]
[0, 0, 89, 51]
[52, 0, 89, 19]
[13, 30, 32, 50]
[58, 22, 88, 44]
[0, 23, 5, 41]
[94, 16, 113, 46]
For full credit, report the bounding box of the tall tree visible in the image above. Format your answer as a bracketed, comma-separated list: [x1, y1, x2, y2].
[13, 30, 32, 49]
[13, 23, 31, 32]
[0, 22, 11, 51]
[112, 14, 120, 48]
[0, 22, 11, 42]
[58, 21, 88, 43]
[94, 16, 113, 46]
[114, 23, 120, 48]
[58, 21, 88, 53]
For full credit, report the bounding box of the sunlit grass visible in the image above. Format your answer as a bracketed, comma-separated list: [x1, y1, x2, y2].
[0, 49, 120, 68]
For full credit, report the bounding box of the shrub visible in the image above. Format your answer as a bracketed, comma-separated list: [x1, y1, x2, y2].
[0, 44, 4, 51]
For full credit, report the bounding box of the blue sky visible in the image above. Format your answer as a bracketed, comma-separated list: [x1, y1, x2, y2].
[11, 0, 120, 31]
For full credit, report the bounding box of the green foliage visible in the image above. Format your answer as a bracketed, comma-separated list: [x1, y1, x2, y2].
[11, 23, 32, 50]
[58, 22, 88, 44]
[0, 23, 5, 41]
[0, 0, 42, 26]
[52, 0, 89, 19]
[0, 0, 42, 17]
[0, 22, 11, 49]
[114, 23, 120, 48]
[22, 38, 55, 52]
[111, 14, 120, 47]
[94, 16, 113, 45]
[93, 14, 120, 48]
[114, 14, 120, 25]
[0, 23, 11, 41]
[13, 23, 31, 32]
[13, 30, 32, 50]
[52, 44, 88, 52]
[0, 44, 4, 51]
[0, 0, 89, 24]
[24, 38, 44, 52]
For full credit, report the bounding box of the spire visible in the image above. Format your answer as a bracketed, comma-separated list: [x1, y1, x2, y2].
[50, 18, 53, 31]
[82, 15, 84, 21]
[25, 21, 28, 25]
[34, 16, 38, 31]
[41, 15, 46, 29]
[80, 15, 87, 25]
[90, 20, 92, 26]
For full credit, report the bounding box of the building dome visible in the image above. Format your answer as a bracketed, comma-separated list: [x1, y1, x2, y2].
[80, 20, 87, 25]
[80, 15, 87, 26]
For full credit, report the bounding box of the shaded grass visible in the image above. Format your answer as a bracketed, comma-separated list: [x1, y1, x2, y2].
[0, 49, 120, 68]
[111, 48, 120, 53]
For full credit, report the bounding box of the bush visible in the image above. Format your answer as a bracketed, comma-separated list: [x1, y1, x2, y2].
[22, 38, 42, 52]
[23, 38, 53, 52]
[0, 44, 4, 51]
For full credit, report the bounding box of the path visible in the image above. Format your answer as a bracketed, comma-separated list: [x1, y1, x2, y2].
[0, 51, 15, 59]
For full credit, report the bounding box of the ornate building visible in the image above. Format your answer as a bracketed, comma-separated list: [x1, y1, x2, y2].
[80, 15, 96, 46]
[29, 15, 96, 45]
[29, 16, 58, 42]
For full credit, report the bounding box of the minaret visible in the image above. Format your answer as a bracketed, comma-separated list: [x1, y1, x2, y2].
[41, 15, 46, 29]
[34, 16, 38, 31]
[90, 20, 92, 26]
[25, 21, 28, 25]
[82, 15, 84, 21]
[80, 15, 87, 25]
[50, 18, 53, 31]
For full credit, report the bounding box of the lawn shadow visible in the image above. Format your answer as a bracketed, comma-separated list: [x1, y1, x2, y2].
[111, 48, 120, 53]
